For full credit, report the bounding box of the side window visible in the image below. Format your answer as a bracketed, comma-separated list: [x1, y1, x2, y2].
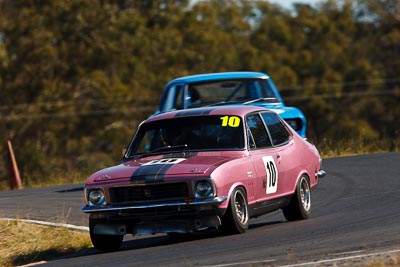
[247, 129, 256, 148]
[246, 114, 272, 149]
[261, 112, 291, 146]
[188, 86, 202, 107]
[247, 81, 261, 99]
[260, 80, 275, 98]
[161, 85, 182, 112]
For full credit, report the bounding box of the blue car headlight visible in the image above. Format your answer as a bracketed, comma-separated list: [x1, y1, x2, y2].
[193, 180, 215, 199]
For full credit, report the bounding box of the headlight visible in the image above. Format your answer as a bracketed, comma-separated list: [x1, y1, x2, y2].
[193, 180, 215, 199]
[86, 189, 106, 206]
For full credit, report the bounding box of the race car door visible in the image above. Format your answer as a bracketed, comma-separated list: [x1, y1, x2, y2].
[260, 112, 297, 194]
[246, 111, 294, 214]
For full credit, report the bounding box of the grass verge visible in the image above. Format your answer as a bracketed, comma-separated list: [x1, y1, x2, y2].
[0, 220, 91, 267]
[315, 137, 398, 159]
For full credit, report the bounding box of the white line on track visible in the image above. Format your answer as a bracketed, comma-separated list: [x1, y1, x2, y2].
[18, 261, 48, 267]
[0, 218, 89, 232]
[328, 249, 366, 256]
[278, 248, 400, 267]
[200, 249, 400, 267]
[200, 259, 276, 267]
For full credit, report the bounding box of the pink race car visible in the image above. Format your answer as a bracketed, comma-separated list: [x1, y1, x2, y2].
[83, 106, 326, 251]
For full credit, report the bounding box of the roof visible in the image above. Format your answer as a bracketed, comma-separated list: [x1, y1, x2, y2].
[166, 71, 270, 86]
[146, 105, 270, 123]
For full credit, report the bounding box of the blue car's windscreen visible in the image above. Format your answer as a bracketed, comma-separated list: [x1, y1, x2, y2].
[127, 115, 245, 156]
[187, 79, 279, 108]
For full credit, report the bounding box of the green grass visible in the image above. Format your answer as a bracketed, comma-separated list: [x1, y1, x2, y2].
[317, 137, 398, 158]
[0, 220, 91, 267]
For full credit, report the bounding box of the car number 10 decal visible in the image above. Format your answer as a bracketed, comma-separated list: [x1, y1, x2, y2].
[262, 156, 278, 194]
[220, 116, 240, 127]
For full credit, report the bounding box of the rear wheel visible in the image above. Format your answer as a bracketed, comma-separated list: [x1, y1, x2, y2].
[89, 219, 124, 251]
[283, 175, 311, 221]
[221, 187, 249, 234]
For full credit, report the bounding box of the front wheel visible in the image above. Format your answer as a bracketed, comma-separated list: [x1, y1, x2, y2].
[221, 187, 249, 234]
[282, 175, 311, 221]
[89, 219, 124, 251]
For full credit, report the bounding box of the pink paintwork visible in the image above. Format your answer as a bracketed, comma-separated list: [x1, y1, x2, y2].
[83, 105, 326, 251]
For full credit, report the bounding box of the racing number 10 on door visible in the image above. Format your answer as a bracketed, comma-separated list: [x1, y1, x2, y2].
[262, 156, 278, 194]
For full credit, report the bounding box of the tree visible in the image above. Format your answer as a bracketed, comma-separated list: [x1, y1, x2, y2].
[0, 0, 398, 188]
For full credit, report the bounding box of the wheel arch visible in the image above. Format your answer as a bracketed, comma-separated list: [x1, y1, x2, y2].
[291, 171, 311, 194]
[219, 182, 249, 211]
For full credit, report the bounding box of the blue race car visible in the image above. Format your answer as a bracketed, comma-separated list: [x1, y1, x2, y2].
[155, 72, 307, 137]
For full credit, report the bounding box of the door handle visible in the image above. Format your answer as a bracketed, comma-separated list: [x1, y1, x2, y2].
[276, 153, 281, 159]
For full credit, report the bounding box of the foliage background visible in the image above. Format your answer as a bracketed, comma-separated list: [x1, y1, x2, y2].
[0, 0, 399, 189]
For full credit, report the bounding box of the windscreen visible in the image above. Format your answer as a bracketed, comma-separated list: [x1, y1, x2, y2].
[187, 79, 279, 107]
[127, 115, 245, 157]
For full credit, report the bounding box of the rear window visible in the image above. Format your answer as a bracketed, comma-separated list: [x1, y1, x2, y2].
[261, 113, 292, 146]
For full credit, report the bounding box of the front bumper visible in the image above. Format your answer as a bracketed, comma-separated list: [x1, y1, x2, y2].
[82, 196, 227, 213]
[85, 196, 228, 235]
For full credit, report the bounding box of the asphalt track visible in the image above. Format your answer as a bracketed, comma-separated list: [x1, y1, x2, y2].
[1, 152, 400, 266]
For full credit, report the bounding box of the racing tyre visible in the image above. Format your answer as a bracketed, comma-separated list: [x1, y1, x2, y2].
[221, 187, 249, 234]
[282, 175, 311, 221]
[89, 219, 123, 251]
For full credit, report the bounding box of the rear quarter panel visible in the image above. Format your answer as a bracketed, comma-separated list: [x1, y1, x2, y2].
[292, 135, 321, 190]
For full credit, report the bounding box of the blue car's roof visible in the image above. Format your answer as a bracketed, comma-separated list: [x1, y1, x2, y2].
[166, 71, 270, 86]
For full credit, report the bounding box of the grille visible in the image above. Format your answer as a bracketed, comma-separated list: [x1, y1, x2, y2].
[109, 182, 189, 204]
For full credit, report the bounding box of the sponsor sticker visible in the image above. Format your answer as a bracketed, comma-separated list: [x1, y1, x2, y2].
[141, 158, 186, 166]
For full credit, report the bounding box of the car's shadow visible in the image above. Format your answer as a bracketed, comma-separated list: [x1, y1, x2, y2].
[44, 219, 286, 265]
[78, 219, 285, 254]
[120, 219, 286, 250]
